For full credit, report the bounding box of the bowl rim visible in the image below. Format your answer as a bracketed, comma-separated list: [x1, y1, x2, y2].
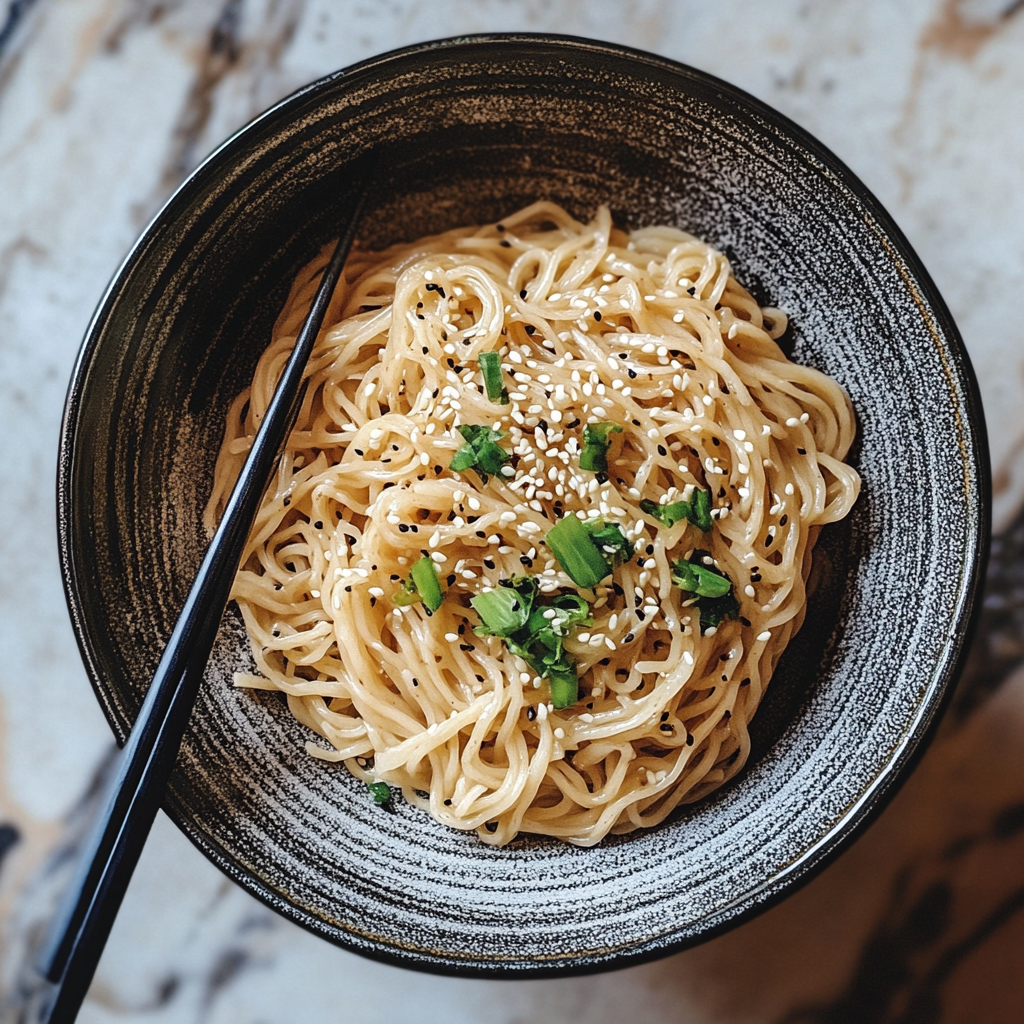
[57, 31, 991, 975]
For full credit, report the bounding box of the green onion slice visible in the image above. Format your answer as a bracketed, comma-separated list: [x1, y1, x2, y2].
[478, 351, 509, 405]
[670, 549, 739, 633]
[639, 486, 713, 532]
[578, 421, 622, 473]
[367, 781, 391, 806]
[393, 555, 445, 611]
[545, 515, 612, 589]
[449, 424, 511, 483]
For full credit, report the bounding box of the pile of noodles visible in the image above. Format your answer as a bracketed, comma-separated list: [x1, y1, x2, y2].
[204, 201, 860, 847]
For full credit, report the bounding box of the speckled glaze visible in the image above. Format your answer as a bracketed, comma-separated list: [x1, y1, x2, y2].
[57, 36, 988, 975]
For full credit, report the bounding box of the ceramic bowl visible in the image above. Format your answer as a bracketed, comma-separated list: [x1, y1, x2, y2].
[57, 34, 989, 974]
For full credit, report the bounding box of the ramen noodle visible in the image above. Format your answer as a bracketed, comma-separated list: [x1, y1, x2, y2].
[205, 201, 860, 846]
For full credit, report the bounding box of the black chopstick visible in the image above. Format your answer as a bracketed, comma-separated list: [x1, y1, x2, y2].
[38, 165, 371, 1024]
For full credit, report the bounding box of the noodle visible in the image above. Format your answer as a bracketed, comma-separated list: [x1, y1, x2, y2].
[204, 201, 860, 847]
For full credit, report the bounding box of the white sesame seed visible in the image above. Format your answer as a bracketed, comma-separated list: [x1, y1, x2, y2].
[744, 585, 756, 597]
[786, 417, 800, 427]
[430, 551, 447, 563]
[757, 630, 772, 641]
[444, 632, 459, 642]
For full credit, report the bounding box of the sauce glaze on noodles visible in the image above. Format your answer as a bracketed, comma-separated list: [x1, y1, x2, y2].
[205, 202, 860, 846]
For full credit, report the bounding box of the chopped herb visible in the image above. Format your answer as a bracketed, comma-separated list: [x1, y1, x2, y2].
[367, 781, 391, 806]
[449, 424, 511, 482]
[545, 514, 631, 589]
[639, 486, 713, 532]
[671, 549, 739, 633]
[471, 576, 591, 708]
[478, 351, 509, 404]
[393, 555, 445, 611]
[584, 519, 633, 565]
[578, 421, 622, 473]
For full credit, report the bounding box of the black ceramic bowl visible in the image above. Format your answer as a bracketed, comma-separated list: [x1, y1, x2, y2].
[58, 35, 988, 974]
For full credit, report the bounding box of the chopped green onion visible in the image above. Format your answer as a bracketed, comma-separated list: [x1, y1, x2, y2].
[547, 669, 579, 710]
[449, 424, 510, 483]
[545, 515, 612, 589]
[584, 520, 632, 566]
[478, 351, 509, 404]
[471, 578, 535, 636]
[690, 487, 713, 532]
[578, 421, 622, 473]
[671, 560, 732, 598]
[410, 556, 445, 611]
[393, 555, 445, 611]
[367, 781, 391, 806]
[471, 577, 592, 709]
[639, 486, 713, 532]
[671, 550, 739, 633]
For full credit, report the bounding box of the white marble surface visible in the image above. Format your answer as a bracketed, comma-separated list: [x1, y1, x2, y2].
[2, 1, 1024, 1021]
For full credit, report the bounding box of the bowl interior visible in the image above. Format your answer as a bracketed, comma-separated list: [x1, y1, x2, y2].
[59, 36, 987, 973]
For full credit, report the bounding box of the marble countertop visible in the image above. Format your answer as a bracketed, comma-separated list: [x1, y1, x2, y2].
[2, 1, 1024, 1021]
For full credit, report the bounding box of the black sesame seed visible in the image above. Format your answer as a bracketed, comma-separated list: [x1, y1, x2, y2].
[797, 447, 806, 455]
[520, 289, 527, 299]
[525, 325, 535, 335]
[660, 711, 669, 722]
[686, 734, 694, 746]
[499, 240, 511, 248]
[593, 310, 602, 321]
[527, 706, 537, 721]
[660, 724, 674, 733]
[460, 644, 474, 652]
[446, 574, 457, 586]
[779, 515, 788, 526]
[624, 632, 634, 643]
[657, 445, 667, 457]
[712, 437, 720, 446]
[627, 369, 637, 379]
[636, 609, 646, 621]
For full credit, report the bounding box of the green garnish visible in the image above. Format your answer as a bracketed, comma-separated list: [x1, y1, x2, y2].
[393, 555, 445, 612]
[471, 578, 592, 708]
[578, 421, 622, 473]
[639, 486, 713, 532]
[367, 781, 391, 806]
[449, 424, 511, 483]
[544, 514, 631, 589]
[584, 520, 633, 566]
[478, 351, 509, 405]
[671, 549, 739, 633]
